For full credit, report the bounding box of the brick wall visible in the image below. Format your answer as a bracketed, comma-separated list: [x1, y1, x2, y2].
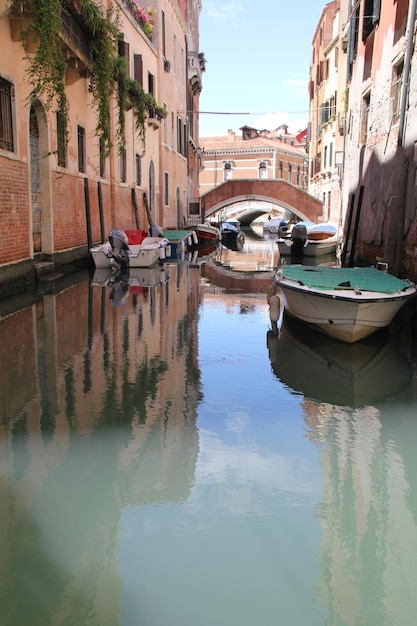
[0, 157, 30, 264]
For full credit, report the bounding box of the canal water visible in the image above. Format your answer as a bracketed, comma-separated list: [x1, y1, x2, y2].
[1, 228, 417, 626]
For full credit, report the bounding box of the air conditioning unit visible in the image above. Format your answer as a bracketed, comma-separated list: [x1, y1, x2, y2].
[164, 59, 171, 73]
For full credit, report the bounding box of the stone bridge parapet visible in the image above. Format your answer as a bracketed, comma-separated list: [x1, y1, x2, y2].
[201, 180, 323, 223]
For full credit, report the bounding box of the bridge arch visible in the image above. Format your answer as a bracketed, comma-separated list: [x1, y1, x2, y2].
[201, 180, 323, 225]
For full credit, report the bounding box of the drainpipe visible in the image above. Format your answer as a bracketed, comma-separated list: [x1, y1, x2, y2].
[398, 0, 417, 147]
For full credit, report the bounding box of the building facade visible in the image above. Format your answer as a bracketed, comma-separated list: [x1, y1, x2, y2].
[341, 0, 417, 279]
[309, 0, 417, 281]
[308, 0, 348, 225]
[199, 125, 308, 219]
[0, 0, 203, 296]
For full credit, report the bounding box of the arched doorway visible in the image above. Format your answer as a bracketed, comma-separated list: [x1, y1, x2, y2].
[29, 102, 51, 256]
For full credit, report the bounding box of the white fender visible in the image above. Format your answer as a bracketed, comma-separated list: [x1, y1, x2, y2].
[159, 245, 165, 260]
[192, 230, 198, 245]
[269, 294, 280, 322]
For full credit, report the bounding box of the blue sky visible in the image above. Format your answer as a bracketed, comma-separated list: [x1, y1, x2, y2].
[198, 0, 327, 137]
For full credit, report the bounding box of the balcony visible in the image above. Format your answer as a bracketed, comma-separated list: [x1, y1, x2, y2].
[188, 51, 202, 94]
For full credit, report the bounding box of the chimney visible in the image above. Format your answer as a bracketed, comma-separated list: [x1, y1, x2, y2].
[227, 129, 235, 141]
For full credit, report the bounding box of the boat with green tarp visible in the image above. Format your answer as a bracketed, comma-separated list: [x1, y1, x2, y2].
[273, 265, 416, 343]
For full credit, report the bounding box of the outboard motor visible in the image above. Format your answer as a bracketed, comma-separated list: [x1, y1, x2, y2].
[291, 223, 308, 255]
[108, 228, 130, 270]
[150, 223, 164, 238]
[278, 220, 288, 236]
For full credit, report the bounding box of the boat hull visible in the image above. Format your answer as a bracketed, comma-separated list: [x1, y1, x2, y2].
[274, 266, 416, 343]
[90, 238, 170, 269]
[192, 224, 220, 243]
[278, 234, 340, 257]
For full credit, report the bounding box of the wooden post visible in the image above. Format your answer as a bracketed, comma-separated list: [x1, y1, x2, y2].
[84, 178, 92, 252]
[131, 188, 140, 228]
[143, 192, 153, 229]
[98, 181, 105, 242]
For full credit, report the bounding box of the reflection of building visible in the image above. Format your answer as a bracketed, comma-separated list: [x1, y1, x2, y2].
[0, 263, 201, 621]
[314, 405, 417, 625]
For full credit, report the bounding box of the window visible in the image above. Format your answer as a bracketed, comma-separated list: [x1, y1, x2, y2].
[120, 147, 126, 183]
[347, 6, 360, 80]
[77, 125, 85, 173]
[259, 161, 267, 179]
[163, 101, 168, 144]
[224, 162, 232, 181]
[164, 171, 169, 205]
[177, 117, 187, 157]
[135, 153, 141, 186]
[361, 92, 371, 145]
[362, 0, 380, 41]
[161, 10, 166, 58]
[296, 165, 301, 186]
[288, 163, 292, 183]
[391, 61, 403, 124]
[134, 54, 143, 86]
[56, 110, 67, 167]
[148, 72, 155, 118]
[0, 77, 14, 152]
[171, 111, 176, 150]
[279, 161, 283, 178]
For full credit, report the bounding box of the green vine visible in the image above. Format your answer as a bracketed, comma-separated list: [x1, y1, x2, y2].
[115, 58, 167, 151]
[22, 0, 69, 147]
[14, 0, 165, 157]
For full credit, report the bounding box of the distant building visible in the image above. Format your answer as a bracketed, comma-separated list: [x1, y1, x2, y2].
[199, 125, 308, 216]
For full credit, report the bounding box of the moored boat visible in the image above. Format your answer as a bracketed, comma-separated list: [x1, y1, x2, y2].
[273, 264, 417, 343]
[278, 221, 341, 257]
[189, 222, 221, 244]
[220, 218, 243, 242]
[90, 228, 170, 270]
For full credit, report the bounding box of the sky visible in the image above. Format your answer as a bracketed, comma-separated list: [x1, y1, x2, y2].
[198, 0, 327, 137]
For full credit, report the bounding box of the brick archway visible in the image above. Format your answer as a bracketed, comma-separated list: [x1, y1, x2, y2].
[201, 180, 323, 223]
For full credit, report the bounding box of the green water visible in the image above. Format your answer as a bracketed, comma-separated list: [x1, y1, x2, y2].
[1, 258, 417, 626]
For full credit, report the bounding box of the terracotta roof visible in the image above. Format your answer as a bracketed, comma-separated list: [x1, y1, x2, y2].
[200, 135, 307, 155]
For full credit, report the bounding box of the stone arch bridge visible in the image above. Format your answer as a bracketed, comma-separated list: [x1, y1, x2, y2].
[200, 180, 323, 225]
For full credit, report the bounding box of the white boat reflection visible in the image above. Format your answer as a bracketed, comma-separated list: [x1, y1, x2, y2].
[92, 266, 169, 306]
[92, 265, 169, 288]
[267, 312, 411, 406]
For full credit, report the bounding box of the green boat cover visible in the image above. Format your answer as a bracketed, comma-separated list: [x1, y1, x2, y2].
[279, 265, 413, 294]
[162, 230, 191, 243]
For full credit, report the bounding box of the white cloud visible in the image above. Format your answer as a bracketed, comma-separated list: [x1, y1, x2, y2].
[205, 0, 244, 25]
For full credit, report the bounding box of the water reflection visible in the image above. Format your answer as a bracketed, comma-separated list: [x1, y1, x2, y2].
[0, 254, 416, 625]
[267, 311, 412, 406]
[0, 264, 202, 624]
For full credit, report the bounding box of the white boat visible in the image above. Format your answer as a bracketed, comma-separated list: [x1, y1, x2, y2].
[90, 228, 170, 270]
[263, 218, 288, 236]
[278, 222, 341, 257]
[273, 264, 417, 343]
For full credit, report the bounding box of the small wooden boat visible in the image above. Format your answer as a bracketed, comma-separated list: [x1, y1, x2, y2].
[273, 264, 416, 343]
[190, 223, 221, 244]
[278, 222, 341, 257]
[220, 219, 243, 242]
